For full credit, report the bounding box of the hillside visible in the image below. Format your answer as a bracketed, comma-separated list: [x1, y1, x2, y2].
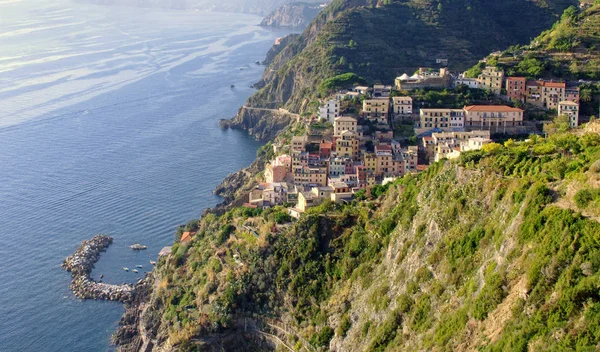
[465, 3, 600, 117]
[226, 0, 577, 138]
[260, 2, 324, 28]
[481, 3, 600, 81]
[115, 125, 600, 351]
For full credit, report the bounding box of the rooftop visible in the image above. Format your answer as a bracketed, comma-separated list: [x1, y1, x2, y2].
[335, 116, 357, 122]
[463, 105, 524, 113]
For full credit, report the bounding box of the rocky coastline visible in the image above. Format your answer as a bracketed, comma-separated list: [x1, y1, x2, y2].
[113, 23, 302, 351]
[62, 235, 139, 303]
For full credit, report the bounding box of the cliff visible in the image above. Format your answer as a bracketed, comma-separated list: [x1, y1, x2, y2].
[260, 2, 324, 28]
[115, 127, 600, 351]
[225, 0, 578, 139]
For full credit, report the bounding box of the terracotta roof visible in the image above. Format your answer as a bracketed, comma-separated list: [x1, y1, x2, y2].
[417, 165, 429, 171]
[544, 82, 566, 88]
[376, 145, 393, 151]
[463, 105, 523, 112]
[507, 76, 526, 81]
[180, 231, 194, 243]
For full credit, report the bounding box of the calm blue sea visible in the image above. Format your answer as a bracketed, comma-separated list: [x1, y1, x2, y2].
[0, 1, 291, 350]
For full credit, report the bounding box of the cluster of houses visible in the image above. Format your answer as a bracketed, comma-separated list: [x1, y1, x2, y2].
[394, 65, 582, 128]
[248, 95, 423, 216]
[243, 61, 586, 216]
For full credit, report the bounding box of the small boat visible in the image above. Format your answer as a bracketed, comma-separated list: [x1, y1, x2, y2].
[129, 244, 147, 250]
[149, 261, 156, 265]
[136, 265, 143, 268]
[230, 84, 235, 88]
[100, 274, 104, 279]
[123, 267, 129, 272]
[132, 269, 139, 273]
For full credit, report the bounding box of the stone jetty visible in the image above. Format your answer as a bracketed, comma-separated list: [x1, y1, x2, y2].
[62, 235, 136, 303]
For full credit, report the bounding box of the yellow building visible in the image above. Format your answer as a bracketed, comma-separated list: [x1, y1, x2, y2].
[363, 98, 390, 124]
[478, 66, 504, 94]
[334, 116, 357, 136]
[336, 131, 359, 160]
[297, 191, 320, 212]
[363, 152, 377, 173]
[463, 105, 523, 129]
[419, 108, 464, 132]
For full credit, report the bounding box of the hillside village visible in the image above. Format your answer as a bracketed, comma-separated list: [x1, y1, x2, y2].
[242, 60, 590, 216]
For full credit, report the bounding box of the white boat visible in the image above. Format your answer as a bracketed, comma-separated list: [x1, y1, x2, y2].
[136, 265, 143, 268]
[132, 269, 139, 273]
[129, 244, 147, 250]
[150, 261, 156, 265]
[123, 267, 129, 272]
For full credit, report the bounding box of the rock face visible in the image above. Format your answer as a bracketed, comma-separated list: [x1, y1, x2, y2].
[261, 34, 299, 67]
[260, 2, 323, 28]
[221, 107, 297, 141]
[62, 235, 137, 303]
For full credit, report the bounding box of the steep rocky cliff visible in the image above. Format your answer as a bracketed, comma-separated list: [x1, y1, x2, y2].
[260, 2, 324, 28]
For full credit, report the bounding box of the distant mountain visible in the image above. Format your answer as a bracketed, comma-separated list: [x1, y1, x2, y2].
[77, 0, 325, 15]
[260, 2, 325, 28]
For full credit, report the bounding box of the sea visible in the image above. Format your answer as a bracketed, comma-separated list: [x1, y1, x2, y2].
[0, 1, 291, 350]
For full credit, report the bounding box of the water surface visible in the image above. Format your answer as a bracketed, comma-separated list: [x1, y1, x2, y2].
[0, 1, 290, 350]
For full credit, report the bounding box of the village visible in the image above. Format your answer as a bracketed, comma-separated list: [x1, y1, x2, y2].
[241, 62, 584, 217]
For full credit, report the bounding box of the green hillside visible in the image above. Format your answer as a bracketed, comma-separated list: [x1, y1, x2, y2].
[481, 3, 600, 80]
[245, 0, 577, 114]
[121, 125, 600, 351]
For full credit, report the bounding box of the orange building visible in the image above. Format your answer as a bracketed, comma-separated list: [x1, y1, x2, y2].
[506, 77, 526, 101]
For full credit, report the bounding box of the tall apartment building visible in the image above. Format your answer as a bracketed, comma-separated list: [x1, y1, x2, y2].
[334, 116, 357, 136]
[392, 96, 413, 116]
[419, 108, 465, 131]
[363, 98, 390, 124]
[319, 99, 340, 123]
[478, 66, 504, 94]
[506, 77, 526, 101]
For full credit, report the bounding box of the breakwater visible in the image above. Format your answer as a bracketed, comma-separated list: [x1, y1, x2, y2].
[62, 235, 135, 303]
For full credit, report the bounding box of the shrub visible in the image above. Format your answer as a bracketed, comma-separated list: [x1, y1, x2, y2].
[573, 187, 600, 209]
[472, 270, 506, 320]
[337, 314, 352, 337]
[273, 211, 291, 224]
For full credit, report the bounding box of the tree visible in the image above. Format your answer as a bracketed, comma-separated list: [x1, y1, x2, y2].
[517, 58, 544, 78]
[580, 88, 593, 102]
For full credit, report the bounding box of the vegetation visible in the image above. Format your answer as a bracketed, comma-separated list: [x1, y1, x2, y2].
[248, 0, 576, 113]
[144, 125, 600, 351]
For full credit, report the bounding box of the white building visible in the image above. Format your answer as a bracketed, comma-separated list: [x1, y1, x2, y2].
[558, 101, 580, 128]
[319, 99, 340, 123]
[392, 96, 413, 115]
[454, 76, 479, 89]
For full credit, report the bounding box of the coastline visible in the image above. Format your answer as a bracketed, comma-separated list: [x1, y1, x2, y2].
[108, 37, 292, 350]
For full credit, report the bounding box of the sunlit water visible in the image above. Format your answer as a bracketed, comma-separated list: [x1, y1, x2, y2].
[0, 1, 290, 350]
